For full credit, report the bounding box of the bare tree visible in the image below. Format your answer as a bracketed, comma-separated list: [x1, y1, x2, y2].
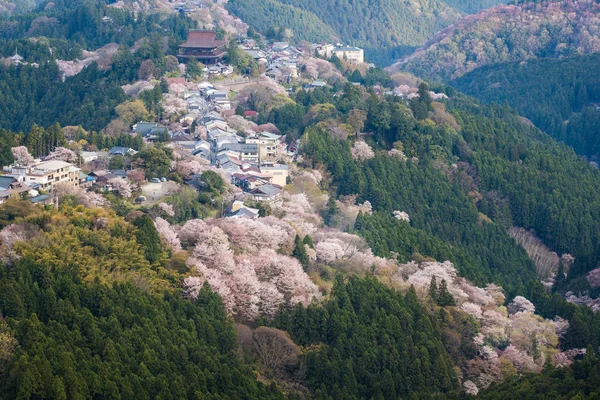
[252, 327, 301, 374]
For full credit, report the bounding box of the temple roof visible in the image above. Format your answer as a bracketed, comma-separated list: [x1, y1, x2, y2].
[179, 30, 226, 49]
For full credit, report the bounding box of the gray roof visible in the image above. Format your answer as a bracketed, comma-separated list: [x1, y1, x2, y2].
[0, 176, 16, 191]
[29, 194, 52, 203]
[253, 184, 282, 196]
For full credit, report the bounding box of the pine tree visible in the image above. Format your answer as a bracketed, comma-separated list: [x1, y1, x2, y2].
[292, 234, 309, 270]
[437, 279, 455, 306]
[303, 234, 314, 249]
[429, 276, 438, 303]
[322, 194, 339, 226]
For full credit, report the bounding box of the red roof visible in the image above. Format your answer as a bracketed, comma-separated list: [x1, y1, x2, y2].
[244, 110, 258, 117]
[179, 30, 226, 49]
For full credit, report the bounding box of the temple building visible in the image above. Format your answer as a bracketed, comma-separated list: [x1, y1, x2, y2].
[178, 30, 226, 64]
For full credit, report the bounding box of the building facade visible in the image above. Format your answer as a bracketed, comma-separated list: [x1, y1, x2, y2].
[178, 30, 226, 64]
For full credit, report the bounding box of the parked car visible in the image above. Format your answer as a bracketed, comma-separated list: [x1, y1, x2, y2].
[151, 178, 160, 183]
[160, 177, 167, 182]
[135, 196, 146, 203]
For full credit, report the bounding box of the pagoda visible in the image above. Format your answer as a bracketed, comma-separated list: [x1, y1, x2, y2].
[178, 30, 226, 64]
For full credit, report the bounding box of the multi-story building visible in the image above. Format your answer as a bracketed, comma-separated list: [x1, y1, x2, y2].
[315, 43, 364, 64]
[4, 160, 80, 192]
[332, 46, 364, 64]
[245, 131, 284, 161]
[178, 30, 226, 65]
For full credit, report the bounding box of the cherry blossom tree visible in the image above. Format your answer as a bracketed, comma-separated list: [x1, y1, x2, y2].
[461, 302, 483, 319]
[54, 182, 109, 208]
[501, 345, 538, 372]
[127, 169, 145, 186]
[393, 210, 410, 222]
[157, 202, 175, 217]
[463, 380, 479, 396]
[350, 140, 375, 161]
[587, 267, 600, 288]
[11, 146, 34, 166]
[508, 227, 560, 279]
[183, 276, 204, 299]
[507, 296, 535, 315]
[154, 217, 181, 251]
[107, 178, 132, 198]
[45, 147, 77, 163]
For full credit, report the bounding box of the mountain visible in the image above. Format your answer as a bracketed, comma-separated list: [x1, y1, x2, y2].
[227, 0, 508, 65]
[394, 0, 600, 81]
[452, 53, 600, 159]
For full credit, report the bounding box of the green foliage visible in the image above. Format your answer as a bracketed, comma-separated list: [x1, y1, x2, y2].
[137, 146, 172, 179]
[0, 62, 127, 133]
[185, 57, 203, 80]
[0, 129, 16, 166]
[274, 276, 460, 398]
[133, 215, 162, 264]
[453, 53, 600, 158]
[0, 0, 196, 51]
[292, 234, 309, 269]
[201, 170, 224, 194]
[0, 263, 285, 399]
[228, 0, 507, 65]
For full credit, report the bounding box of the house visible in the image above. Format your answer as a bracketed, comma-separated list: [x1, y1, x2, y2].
[79, 171, 96, 188]
[0, 176, 38, 203]
[231, 172, 271, 191]
[259, 164, 289, 187]
[108, 146, 136, 157]
[250, 184, 282, 204]
[315, 43, 334, 58]
[226, 200, 259, 219]
[245, 131, 283, 160]
[133, 122, 169, 140]
[3, 160, 80, 192]
[310, 80, 327, 88]
[89, 169, 126, 188]
[28, 194, 54, 206]
[272, 42, 290, 52]
[178, 30, 226, 64]
[332, 46, 364, 64]
[80, 151, 98, 163]
[219, 143, 259, 163]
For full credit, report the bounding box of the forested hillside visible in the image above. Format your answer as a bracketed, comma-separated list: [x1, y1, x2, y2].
[0, 0, 195, 52]
[0, 0, 45, 17]
[227, 0, 507, 65]
[3, 0, 600, 398]
[395, 0, 600, 81]
[452, 54, 600, 159]
[274, 276, 459, 398]
[0, 205, 285, 399]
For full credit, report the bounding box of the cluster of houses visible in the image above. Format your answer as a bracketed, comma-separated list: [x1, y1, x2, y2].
[240, 40, 302, 84]
[173, 109, 290, 206]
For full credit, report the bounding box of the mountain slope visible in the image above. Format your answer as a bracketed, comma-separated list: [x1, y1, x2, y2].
[228, 0, 508, 65]
[394, 0, 600, 81]
[452, 53, 600, 159]
[0, 0, 45, 16]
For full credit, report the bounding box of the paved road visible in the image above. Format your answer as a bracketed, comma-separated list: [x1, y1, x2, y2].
[140, 182, 169, 205]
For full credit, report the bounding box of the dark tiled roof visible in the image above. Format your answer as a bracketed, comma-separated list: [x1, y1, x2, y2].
[179, 30, 226, 49]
